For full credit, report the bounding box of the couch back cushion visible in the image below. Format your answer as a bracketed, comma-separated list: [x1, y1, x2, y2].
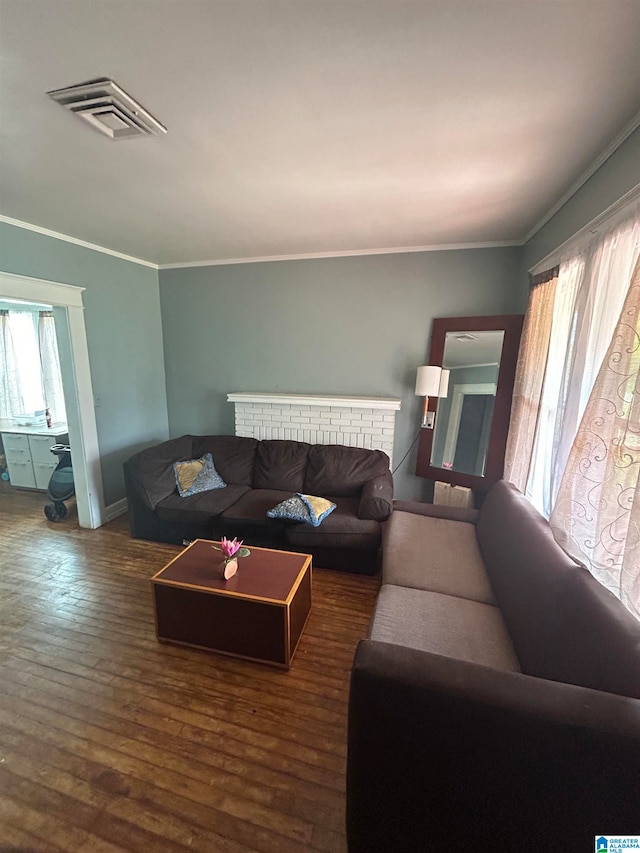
[192, 435, 257, 486]
[253, 439, 310, 491]
[477, 480, 640, 699]
[127, 434, 195, 508]
[303, 444, 390, 497]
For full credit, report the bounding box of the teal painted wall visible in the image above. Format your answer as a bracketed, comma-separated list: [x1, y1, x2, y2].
[0, 222, 168, 505]
[159, 248, 522, 500]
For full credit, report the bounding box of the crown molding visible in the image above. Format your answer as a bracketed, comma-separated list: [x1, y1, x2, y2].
[0, 214, 158, 269]
[521, 109, 640, 245]
[158, 240, 521, 269]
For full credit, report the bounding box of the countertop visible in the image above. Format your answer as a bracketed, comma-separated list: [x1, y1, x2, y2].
[0, 419, 69, 437]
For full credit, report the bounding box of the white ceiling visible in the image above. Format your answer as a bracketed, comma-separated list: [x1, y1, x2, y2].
[1, 0, 639, 267]
[443, 330, 505, 369]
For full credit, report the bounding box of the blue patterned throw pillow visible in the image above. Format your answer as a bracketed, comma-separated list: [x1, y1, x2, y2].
[267, 493, 336, 526]
[174, 453, 226, 497]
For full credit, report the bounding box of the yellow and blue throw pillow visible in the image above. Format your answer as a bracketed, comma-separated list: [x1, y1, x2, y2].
[267, 493, 336, 526]
[173, 453, 226, 497]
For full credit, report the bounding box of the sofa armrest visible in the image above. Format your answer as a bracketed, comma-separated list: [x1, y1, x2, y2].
[358, 470, 393, 520]
[392, 498, 479, 523]
[347, 639, 640, 853]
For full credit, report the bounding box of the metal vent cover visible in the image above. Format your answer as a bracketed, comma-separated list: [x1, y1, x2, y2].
[47, 77, 167, 140]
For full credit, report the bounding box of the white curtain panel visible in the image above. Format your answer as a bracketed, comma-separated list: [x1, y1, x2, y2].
[527, 206, 640, 517]
[38, 311, 67, 424]
[0, 310, 26, 419]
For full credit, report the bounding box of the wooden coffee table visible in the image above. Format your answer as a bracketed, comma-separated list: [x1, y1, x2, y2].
[151, 539, 312, 669]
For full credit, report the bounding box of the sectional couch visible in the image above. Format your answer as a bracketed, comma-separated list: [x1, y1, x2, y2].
[123, 434, 393, 574]
[347, 480, 640, 852]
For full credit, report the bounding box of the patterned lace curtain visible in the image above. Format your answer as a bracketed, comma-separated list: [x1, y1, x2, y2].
[38, 311, 67, 424]
[551, 255, 640, 618]
[0, 309, 26, 419]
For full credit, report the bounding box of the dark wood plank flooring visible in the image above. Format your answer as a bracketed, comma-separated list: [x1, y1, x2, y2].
[0, 484, 379, 852]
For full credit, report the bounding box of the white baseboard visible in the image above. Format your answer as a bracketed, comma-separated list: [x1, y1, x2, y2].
[105, 497, 128, 522]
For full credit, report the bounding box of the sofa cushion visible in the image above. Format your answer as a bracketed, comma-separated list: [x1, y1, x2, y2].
[156, 483, 250, 525]
[285, 496, 381, 549]
[126, 434, 195, 509]
[478, 480, 640, 698]
[382, 510, 496, 605]
[253, 440, 310, 491]
[369, 584, 520, 672]
[221, 489, 296, 523]
[192, 435, 257, 486]
[304, 444, 390, 497]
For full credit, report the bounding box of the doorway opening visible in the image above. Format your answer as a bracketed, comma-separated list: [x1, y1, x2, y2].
[0, 271, 104, 528]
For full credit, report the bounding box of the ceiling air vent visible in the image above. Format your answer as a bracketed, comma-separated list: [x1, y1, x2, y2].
[47, 77, 167, 140]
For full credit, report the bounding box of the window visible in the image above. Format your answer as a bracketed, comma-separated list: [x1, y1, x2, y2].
[0, 307, 67, 424]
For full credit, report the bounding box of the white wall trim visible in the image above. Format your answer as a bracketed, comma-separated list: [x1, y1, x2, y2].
[0, 271, 86, 307]
[227, 392, 402, 410]
[105, 497, 128, 522]
[0, 270, 105, 529]
[159, 241, 521, 269]
[0, 214, 158, 270]
[522, 109, 640, 245]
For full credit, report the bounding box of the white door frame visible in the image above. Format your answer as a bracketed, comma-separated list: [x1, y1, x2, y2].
[442, 382, 497, 467]
[0, 271, 104, 528]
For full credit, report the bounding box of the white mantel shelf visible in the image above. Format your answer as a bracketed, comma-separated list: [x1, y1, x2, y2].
[227, 392, 401, 410]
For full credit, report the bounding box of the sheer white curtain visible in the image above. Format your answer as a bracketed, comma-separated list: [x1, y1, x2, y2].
[0, 310, 26, 418]
[505, 198, 640, 618]
[0, 308, 67, 424]
[39, 311, 67, 423]
[521, 205, 640, 517]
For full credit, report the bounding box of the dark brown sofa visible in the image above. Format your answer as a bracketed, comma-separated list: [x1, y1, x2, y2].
[347, 480, 640, 851]
[123, 434, 393, 574]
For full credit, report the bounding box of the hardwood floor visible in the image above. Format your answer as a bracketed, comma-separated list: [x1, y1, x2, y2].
[0, 485, 380, 852]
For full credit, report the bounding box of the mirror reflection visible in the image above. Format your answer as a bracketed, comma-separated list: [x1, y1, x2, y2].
[430, 330, 505, 477]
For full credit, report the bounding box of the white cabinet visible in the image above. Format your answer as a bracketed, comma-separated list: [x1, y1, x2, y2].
[1, 428, 69, 491]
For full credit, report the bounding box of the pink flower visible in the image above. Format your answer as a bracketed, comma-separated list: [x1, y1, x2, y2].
[220, 536, 243, 559]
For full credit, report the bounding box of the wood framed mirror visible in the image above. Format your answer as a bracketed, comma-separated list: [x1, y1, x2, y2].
[416, 314, 524, 493]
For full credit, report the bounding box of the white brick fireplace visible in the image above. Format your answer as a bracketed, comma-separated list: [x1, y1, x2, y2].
[227, 392, 402, 465]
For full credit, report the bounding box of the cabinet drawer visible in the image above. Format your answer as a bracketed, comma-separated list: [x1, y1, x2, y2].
[34, 461, 56, 490]
[29, 435, 61, 465]
[3, 445, 32, 464]
[6, 459, 37, 488]
[2, 432, 30, 455]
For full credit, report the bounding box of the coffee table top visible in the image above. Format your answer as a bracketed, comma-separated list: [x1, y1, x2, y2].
[151, 539, 311, 604]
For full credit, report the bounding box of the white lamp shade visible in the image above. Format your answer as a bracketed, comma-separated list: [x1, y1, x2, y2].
[415, 365, 442, 397]
[438, 369, 450, 398]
